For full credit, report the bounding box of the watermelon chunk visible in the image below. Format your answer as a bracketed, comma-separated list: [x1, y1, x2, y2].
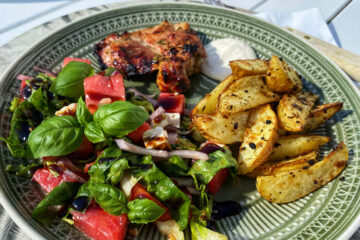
[156, 93, 185, 114]
[33, 168, 79, 193]
[72, 204, 128, 240]
[63, 57, 91, 67]
[207, 168, 229, 195]
[84, 74, 126, 114]
[127, 122, 151, 145]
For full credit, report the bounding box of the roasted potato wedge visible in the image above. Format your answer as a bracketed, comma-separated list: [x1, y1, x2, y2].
[192, 111, 249, 144]
[256, 142, 348, 203]
[269, 135, 330, 161]
[247, 151, 318, 178]
[303, 102, 343, 132]
[191, 75, 236, 115]
[229, 59, 269, 79]
[218, 76, 280, 117]
[266, 55, 302, 93]
[238, 104, 278, 174]
[277, 91, 319, 132]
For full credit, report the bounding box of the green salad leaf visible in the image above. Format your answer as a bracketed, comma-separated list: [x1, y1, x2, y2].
[94, 101, 149, 138]
[132, 156, 191, 230]
[28, 87, 50, 114]
[157, 155, 189, 177]
[76, 97, 93, 127]
[28, 115, 84, 158]
[189, 149, 237, 185]
[51, 61, 94, 98]
[5, 162, 41, 178]
[0, 101, 39, 159]
[127, 198, 165, 224]
[32, 182, 81, 225]
[84, 121, 106, 143]
[190, 219, 228, 240]
[90, 183, 128, 215]
[9, 97, 21, 112]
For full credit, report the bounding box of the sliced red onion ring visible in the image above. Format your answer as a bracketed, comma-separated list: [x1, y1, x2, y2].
[16, 74, 32, 81]
[116, 139, 169, 159]
[128, 87, 157, 105]
[33, 66, 57, 77]
[63, 170, 87, 183]
[167, 131, 178, 145]
[169, 150, 208, 161]
[149, 106, 165, 121]
[116, 139, 208, 161]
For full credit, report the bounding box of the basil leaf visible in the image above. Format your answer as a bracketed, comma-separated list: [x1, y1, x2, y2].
[76, 97, 93, 127]
[52, 61, 94, 98]
[157, 155, 189, 177]
[127, 198, 165, 224]
[32, 182, 81, 225]
[94, 101, 149, 138]
[132, 156, 191, 230]
[107, 159, 129, 185]
[84, 121, 106, 143]
[188, 149, 237, 185]
[99, 146, 122, 159]
[88, 147, 124, 184]
[90, 183, 128, 215]
[28, 115, 84, 158]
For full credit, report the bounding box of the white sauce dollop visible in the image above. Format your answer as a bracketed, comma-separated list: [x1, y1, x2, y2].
[201, 38, 257, 81]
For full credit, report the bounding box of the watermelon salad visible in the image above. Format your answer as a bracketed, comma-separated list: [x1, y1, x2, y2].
[1, 58, 238, 240]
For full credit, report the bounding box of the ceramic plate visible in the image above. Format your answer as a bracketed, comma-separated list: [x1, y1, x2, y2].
[1, 2, 360, 240]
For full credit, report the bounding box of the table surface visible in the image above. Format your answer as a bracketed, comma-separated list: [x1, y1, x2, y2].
[0, 0, 359, 239]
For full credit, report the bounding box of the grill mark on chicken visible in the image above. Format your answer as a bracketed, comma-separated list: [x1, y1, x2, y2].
[95, 21, 206, 93]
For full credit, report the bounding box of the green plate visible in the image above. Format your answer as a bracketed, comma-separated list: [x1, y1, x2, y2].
[1, 2, 360, 240]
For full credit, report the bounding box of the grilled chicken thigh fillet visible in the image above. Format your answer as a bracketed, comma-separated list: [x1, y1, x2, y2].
[95, 21, 206, 93]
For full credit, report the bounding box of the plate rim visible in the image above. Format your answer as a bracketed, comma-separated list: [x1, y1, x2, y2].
[0, 1, 359, 240]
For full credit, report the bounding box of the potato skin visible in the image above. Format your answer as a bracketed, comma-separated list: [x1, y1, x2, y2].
[237, 104, 278, 174]
[256, 142, 348, 203]
[303, 102, 343, 132]
[277, 91, 318, 132]
[247, 151, 318, 178]
[218, 76, 280, 117]
[266, 55, 302, 93]
[269, 135, 330, 161]
[230, 59, 269, 79]
[192, 111, 249, 144]
[191, 75, 236, 115]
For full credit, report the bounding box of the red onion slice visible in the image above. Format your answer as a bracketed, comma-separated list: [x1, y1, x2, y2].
[169, 150, 208, 161]
[116, 139, 169, 158]
[16, 74, 32, 81]
[149, 106, 165, 121]
[63, 170, 87, 183]
[33, 66, 57, 77]
[116, 139, 209, 161]
[167, 132, 178, 145]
